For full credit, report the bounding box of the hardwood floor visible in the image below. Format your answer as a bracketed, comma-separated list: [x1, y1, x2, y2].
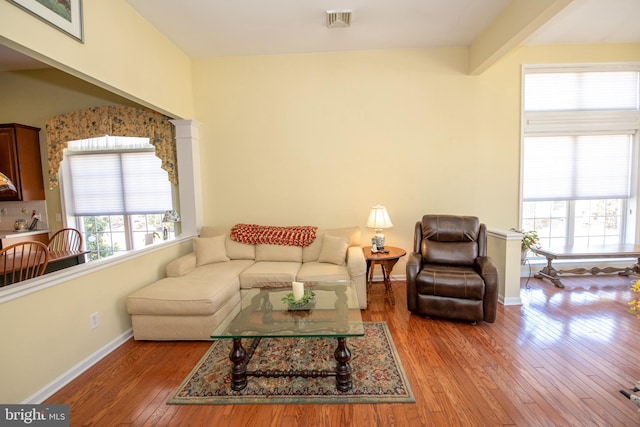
[46, 276, 640, 426]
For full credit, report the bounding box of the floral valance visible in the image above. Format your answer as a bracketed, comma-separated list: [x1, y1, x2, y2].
[45, 105, 178, 189]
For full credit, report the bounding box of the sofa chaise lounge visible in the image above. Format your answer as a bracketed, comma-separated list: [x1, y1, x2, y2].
[127, 225, 366, 340]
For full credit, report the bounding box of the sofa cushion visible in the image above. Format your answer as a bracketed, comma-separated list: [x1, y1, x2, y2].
[296, 262, 351, 282]
[188, 259, 254, 282]
[126, 277, 235, 316]
[226, 235, 255, 260]
[195, 235, 230, 266]
[317, 235, 349, 265]
[302, 227, 361, 262]
[239, 261, 301, 288]
[166, 253, 197, 277]
[127, 260, 252, 316]
[199, 226, 225, 238]
[255, 244, 302, 262]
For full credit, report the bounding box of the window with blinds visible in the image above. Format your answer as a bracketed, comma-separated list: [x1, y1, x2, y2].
[520, 64, 640, 249]
[522, 135, 632, 201]
[67, 152, 172, 216]
[524, 70, 639, 112]
[61, 136, 175, 260]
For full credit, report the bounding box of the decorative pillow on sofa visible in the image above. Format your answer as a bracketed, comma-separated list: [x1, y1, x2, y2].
[317, 235, 349, 266]
[302, 227, 361, 262]
[195, 235, 230, 266]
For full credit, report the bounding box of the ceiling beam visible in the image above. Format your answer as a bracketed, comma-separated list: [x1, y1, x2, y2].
[468, 0, 574, 75]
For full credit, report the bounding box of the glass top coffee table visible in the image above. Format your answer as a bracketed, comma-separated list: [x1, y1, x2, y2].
[211, 280, 364, 392]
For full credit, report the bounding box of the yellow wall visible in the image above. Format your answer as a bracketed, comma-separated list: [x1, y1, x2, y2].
[0, 0, 639, 405]
[0, 240, 193, 403]
[0, 1, 196, 403]
[194, 47, 510, 261]
[193, 43, 640, 273]
[0, 0, 193, 119]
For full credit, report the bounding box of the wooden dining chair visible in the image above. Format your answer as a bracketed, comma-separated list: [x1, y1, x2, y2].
[48, 228, 83, 252]
[0, 241, 49, 287]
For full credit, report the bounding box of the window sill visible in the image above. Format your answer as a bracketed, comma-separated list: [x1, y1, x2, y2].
[0, 234, 194, 304]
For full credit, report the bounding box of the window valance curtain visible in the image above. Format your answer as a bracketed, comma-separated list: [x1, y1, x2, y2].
[45, 105, 177, 189]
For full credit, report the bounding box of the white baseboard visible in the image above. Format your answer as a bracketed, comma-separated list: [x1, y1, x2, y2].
[500, 295, 522, 306]
[372, 274, 406, 282]
[24, 328, 133, 404]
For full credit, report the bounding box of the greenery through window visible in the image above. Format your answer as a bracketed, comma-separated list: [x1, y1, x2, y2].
[81, 214, 168, 261]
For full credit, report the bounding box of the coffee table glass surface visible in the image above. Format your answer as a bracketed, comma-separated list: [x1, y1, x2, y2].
[211, 280, 364, 338]
[211, 280, 364, 392]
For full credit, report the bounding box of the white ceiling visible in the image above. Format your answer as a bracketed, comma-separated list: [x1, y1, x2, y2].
[125, 0, 640, 57]
[127, 0, 514, 57]
[2, 0, 640, 71]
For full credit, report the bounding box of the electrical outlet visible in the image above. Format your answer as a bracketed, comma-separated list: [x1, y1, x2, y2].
[0, 208, 6, 215]
[90, 312, 100, 329]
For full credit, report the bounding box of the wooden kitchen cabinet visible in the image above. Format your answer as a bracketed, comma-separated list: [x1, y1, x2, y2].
[0, 123, 45, 201]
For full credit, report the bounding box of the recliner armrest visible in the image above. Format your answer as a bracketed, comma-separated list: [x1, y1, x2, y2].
[475, 256, 499, 322]
[406, 252, 423, 312]
[475, 255, 498, 277]
[406, 252, 422, 277]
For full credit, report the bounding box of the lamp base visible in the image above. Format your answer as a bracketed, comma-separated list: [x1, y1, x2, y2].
[373, 232, 385, 250]
[163, 227, 168, 240]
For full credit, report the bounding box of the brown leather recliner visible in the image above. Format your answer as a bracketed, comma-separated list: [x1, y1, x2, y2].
[406, 215, 499, 323]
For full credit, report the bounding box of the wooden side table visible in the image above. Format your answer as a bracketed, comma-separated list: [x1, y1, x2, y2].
[363, 246, 406, 305]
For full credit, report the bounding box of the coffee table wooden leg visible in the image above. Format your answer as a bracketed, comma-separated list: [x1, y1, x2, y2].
[230, 338, 247, 391]
[334, 337, 352, 392]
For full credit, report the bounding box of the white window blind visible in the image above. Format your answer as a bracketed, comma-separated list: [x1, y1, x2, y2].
[524, 70, 639, 112]
[522, 134, 632, 201]
[67, 151, 172, 215]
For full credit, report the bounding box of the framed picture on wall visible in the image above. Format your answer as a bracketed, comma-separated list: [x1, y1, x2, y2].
[6, 0, 83, 42]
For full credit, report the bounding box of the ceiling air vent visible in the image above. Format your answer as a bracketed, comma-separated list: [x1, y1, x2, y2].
[326, 9, 352, 28]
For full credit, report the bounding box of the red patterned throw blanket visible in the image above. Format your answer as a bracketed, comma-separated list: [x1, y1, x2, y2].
[230, 224, 318, 247]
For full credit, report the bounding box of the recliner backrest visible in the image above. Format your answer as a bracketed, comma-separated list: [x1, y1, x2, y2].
[420, 215, 481, 266]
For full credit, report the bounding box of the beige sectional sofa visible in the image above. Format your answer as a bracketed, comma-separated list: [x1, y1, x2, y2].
[126, 226, 366, 340]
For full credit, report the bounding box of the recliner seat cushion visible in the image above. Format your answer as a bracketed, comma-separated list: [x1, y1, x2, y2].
[415, 264, 485, 300]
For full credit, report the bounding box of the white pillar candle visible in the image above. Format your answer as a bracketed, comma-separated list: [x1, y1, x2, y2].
[292, 281, 304, 301]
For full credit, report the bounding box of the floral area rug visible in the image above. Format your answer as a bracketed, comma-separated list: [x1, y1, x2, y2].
[168, 322, 415, 405]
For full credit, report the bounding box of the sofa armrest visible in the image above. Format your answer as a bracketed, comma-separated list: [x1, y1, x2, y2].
[346, 246, 366, 277]
[346, 246, 367, 309]
[166, 253, 197, 277]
